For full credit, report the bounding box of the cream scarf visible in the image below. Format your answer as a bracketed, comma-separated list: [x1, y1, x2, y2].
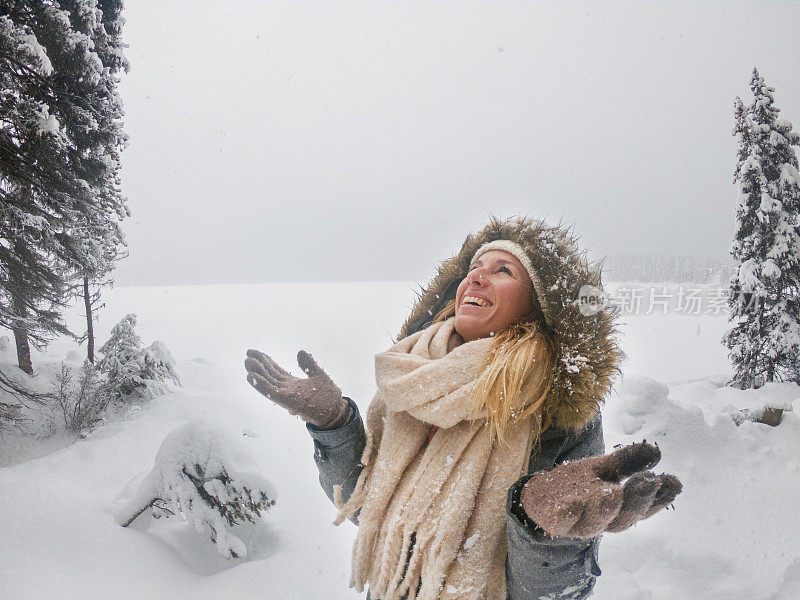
[333, 318, 536, 600]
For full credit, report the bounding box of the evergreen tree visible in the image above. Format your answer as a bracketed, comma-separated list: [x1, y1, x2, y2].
[96, 313, 181, 402]
[96, 312, 144, 401]
[59, 0, 129, 364]
[723, 68, 800, 388]
[0, 4, 77, 373]
[0, 1, 129, 373]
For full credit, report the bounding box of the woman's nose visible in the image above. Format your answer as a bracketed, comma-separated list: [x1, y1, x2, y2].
[468, 269, 485, 285]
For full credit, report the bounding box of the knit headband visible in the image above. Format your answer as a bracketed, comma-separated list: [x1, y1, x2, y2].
[470, 239, 549, 323]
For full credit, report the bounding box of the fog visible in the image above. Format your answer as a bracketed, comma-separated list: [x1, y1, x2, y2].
[116, 0, 800, 287]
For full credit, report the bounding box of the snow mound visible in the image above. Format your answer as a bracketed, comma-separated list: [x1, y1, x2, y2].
[595, 374, 800, 600]
[120, 418, 277, 560]
[606, 374, 672, 435]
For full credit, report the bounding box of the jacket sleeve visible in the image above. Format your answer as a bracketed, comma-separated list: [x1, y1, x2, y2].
[505, 413, 605, 600]
[305, 397, 366, 525]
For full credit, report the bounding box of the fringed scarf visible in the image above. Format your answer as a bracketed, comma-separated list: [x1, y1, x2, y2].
[333, 318, 536, 600]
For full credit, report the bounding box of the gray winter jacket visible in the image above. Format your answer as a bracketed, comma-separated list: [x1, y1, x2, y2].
[307, 397, 604, 600]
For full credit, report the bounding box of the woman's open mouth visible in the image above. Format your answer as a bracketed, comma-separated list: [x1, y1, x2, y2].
[461, 296, 493, 308]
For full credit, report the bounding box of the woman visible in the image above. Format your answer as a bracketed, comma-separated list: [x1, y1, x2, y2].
[245, 215, 681, 600]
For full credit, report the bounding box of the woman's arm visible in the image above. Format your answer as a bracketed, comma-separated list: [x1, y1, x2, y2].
[306, 397, 367, 525]
[505, 413, 604, 600]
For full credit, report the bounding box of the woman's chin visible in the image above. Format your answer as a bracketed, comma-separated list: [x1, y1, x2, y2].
[454, 315, 492, 341]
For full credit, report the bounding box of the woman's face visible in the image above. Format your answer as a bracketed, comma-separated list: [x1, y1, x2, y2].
[454, 249, 535, 342]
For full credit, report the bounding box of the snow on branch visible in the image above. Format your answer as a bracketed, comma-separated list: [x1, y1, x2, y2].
[96, 314, 180, 402]
[120, 418, 277, 559]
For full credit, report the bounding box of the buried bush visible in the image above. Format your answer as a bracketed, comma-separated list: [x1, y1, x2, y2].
[121, 418, 276, 559]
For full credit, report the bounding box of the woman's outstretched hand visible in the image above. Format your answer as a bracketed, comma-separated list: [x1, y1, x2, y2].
[245, 349, 351, 430]
[521, 441, 682, 539]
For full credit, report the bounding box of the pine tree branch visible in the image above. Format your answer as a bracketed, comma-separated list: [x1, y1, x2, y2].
[121, 497, 158, 528]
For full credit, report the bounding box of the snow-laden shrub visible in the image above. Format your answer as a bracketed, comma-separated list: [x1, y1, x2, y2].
[121, 418, 276, 559]
[139, 340, 180, 395]
[50, 361, 106, 432]
[97, 314, 180, 402]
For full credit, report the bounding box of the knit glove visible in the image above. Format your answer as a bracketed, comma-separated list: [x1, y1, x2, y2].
[245, 349, 352, 430]
[521, 441, 682, 539]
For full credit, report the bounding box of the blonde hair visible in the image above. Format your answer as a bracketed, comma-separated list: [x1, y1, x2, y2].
[432, 299, 555, 448]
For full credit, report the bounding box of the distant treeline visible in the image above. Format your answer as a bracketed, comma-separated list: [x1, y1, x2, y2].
[599, 254, 737, 283]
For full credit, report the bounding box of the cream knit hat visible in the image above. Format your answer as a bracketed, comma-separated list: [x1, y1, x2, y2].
[469, 239, 549, 322]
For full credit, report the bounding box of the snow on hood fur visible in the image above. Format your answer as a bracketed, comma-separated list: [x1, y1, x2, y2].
[397, 215, 624, 433]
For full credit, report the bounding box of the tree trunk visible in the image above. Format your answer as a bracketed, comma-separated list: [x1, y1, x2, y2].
[12, 328, 33, 375]
[84, 276, 94, 364]
[10, 288, 33, 375]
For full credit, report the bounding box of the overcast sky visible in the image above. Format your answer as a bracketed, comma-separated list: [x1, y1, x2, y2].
[115, 0, 800, 287]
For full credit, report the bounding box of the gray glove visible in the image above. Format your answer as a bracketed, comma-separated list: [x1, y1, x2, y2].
[521, 441, 682, 539]
[245, 349, 352, 430]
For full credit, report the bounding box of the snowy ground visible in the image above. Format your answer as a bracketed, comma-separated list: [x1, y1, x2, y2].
[1, 281, 798, 600]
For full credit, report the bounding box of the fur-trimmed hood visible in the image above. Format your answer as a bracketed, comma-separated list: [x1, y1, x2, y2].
[397, 215, 624, 433]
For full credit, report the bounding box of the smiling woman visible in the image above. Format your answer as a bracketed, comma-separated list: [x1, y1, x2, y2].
[454, 248, 537, 342]
[244, 215, 682, 600]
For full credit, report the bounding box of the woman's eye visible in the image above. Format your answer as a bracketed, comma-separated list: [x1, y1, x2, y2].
[467, 265, 511, 274]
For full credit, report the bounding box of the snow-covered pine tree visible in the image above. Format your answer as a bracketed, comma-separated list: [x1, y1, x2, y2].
[0, 1, 129, 373]
[0, 4, 78, 373]
[96, 314, 181, 402]
[96, 313, 144, 401]
[723, 68, 800, 389]
[58, 0, 130, 364]
[121, 419, 277, 559]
